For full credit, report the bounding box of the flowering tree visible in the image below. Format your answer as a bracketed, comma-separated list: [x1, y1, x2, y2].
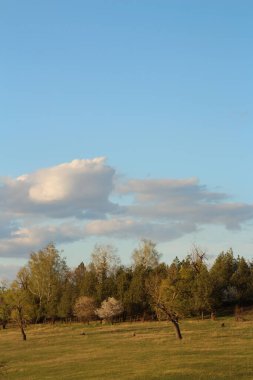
[96, 297, 123, 323]
[73, 296, 96, 323]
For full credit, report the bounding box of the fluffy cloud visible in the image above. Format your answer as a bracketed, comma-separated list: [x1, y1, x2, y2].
[0, 158, 253, 258]
[0, 157, 119, 219]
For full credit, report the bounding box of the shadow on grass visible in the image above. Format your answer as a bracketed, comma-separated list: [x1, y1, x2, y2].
[0, 361, 8, 379]
[80, 324, 171, 336]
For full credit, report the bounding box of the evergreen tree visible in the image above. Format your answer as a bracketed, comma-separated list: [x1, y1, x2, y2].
[210, 249, 237, 306]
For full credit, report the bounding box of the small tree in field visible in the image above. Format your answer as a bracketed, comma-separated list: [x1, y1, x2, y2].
[9, 285, 32, 341]
[73, 296, 96, 323]
[96, 297, 123, 323]
[147, 273, 183, 340]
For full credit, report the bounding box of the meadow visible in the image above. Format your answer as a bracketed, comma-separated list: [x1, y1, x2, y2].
[1, 318, 253, 380]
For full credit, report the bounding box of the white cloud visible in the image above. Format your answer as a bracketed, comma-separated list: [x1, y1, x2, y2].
[0, 214, 19, 239]
[0, 223, 84, 258]
[0, 157, 119, 219]
[28, 158, 107, 203]
[0, 158, 253, 259]
[85, 218, 196, 241]
[118, 178, 253, 229]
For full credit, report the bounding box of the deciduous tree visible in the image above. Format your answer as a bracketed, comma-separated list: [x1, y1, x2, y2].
[17, 243, 69, 322]
[91, 244, 120, 302]
[73, 296, 96, 323]
[96, 297, 123, 323]
[132, 239, 161, 269]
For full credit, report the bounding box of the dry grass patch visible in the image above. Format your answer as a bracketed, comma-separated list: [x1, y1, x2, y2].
[1, 319, 253, 379]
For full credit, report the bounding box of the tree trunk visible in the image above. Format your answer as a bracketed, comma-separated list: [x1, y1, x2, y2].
[156, 303, 183, 340]
[20, 325, 27, 341]
[17, 306, 27, 340]
[171, 319, 182, 340]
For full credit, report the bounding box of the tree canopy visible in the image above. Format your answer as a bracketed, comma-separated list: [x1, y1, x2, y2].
[3, 242, 253, 341]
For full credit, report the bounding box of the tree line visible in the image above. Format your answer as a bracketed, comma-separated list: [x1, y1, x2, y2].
[0, 240, 253, 340]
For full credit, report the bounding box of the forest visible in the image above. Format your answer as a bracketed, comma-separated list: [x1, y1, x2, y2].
[0, 240, 252, 340]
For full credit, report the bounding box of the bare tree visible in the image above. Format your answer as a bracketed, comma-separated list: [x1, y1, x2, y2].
[132, 239, 161, 269]
[91, 244, 120, 281]
[189, 244, 207, 274]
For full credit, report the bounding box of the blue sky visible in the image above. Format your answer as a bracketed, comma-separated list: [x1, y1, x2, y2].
[0, 1, 253, 278]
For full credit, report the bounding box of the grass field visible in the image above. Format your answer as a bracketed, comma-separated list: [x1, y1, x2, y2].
[1, 317, 253, 380]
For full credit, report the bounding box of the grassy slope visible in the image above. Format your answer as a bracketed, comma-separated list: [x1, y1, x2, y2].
[1, 318, 253, 380]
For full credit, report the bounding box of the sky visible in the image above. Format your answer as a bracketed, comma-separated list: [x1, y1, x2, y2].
[0, 1, 253, 279]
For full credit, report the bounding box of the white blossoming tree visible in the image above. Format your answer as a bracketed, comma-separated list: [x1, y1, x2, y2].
[96, 297, 123, 323]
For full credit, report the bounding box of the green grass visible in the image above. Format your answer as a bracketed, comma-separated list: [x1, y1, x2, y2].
[1, 318, 253, 379]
